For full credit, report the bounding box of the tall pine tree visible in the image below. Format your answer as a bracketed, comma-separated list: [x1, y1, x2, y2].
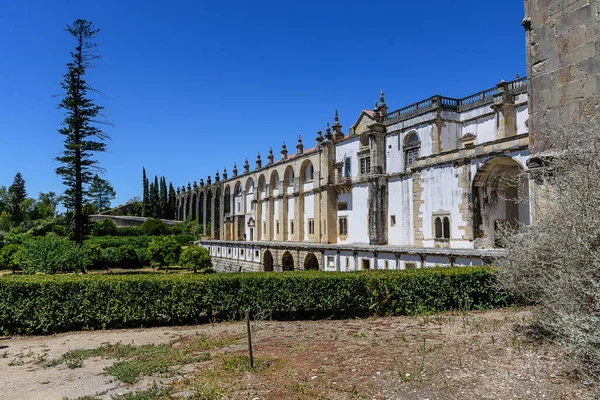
[55, 20, 109, 245]
[159, 176, 168, 218]
[7, 172, 27, 225]
[142, 167, 149, 217]
[168, 182, 176, 220]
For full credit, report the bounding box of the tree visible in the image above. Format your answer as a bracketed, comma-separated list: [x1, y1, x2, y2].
[148, 181, 156, 218]
[179, 245, 212, 273]
[151, 176, 160, 218]
[167, 182, 176, 220]
[88, 174, 116, 211]
[8, 173, 27, 204]
[55, 19, 109, 245]
[7, 173, 27, 225]
[497, 116, 600, 375]
[159, 176, 168, 219]
[142, 167, 148, 217]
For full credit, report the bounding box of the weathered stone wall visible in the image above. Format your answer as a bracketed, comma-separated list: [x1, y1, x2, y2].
[525, 0, 600, 152]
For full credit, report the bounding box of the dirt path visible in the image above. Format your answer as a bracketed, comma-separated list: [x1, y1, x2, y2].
[0, 308, 597, 400]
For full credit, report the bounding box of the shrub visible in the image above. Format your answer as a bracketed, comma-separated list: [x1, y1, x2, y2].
[83, 242, 103, 269]
[497, 121, 600, 374]
[136, 248, 149, 267]
[141, 218, 169, 236]
[117, 245, 140, 269]
[115, 226, 142, 236]
[100, 247, 119, 269]
[147, 236, 181, 266]
[17, 236, 89, 274]
[0, 244, 21, 270]
[91, 218, 118, 236]
[0, 267, 512, 334]
[179, 246, 212, 273]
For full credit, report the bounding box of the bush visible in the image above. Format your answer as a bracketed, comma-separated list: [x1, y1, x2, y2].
[101, 247, 119, 269]
[497, 121, 600, 374]
[91, 219, 118, 236]
[136, 248, 149, 267]
[88, 236, 152, 249]
[0, 267, 512, 334]
[117, 245, 140, 269]
[83, 242, 103, 269]
[115, 226, 142, 236]
[0, 244, 21, 270]
[147, 236, 181, 266]
[17, 236, 89, 274]
[179, 246, 212, 273]
[141, 218, 169, 236]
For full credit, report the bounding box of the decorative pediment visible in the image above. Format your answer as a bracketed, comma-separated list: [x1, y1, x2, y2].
[348, 110, 375, 136]
[247, 217, 255, 227]
[461, 133, 476, 148]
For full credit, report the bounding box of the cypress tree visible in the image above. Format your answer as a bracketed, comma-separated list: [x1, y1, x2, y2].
[151, 176, 160, 218]
[148, 181, 156, 218]
[159, 176, 168, 218]
[168, 182, 176, 220]
[142, 167, 149, 217]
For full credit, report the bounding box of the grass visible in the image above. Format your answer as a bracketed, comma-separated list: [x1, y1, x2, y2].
[48, 333, 242, 384]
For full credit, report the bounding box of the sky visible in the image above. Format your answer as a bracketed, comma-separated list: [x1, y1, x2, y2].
[0, 0, 527, 209]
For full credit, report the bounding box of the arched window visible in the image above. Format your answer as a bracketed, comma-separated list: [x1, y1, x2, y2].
[443, 217, 450, 239]
[435, 217, 443, 239]
[404, 132, 421, 169]
[305, 164, 313, 181]
[344, 157, 351, 177]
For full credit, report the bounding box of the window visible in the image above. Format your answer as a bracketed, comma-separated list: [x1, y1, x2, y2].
[255, 250, 259, 258]
[240, 249, 244, 256]
[404, 132, 420, 169]
[290, 220, 294, 235]
[344, 157, 351, 177]
[276, 221, 280, 235]
[337, 202, 348, 211]
[345, 257, 349, 270]
[434, 215, 451, 239]
[361, 259, 370, 270]
[360, 156, 371, 174]
[327, 256, 335, 268]
[338, 217, 348, 236]
[308, 219, 314, 235]
[390, 215, 396, 227]
[384, 260, 389, 270]
[263, 222, 266, 235]
[228, 248, 232, 254]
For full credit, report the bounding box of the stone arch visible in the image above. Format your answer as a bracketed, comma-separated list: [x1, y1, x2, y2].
[191, 192, 197, 221]
[472, 156, 530, 249]
[300, 159, 314, 184]
[284, 165, 295, 188]
[281, 251, 294, 271]
[269, 170, 280, 195]
[263, 249, 274, 272]
[198, 191, 205, 225]
[234, 181, 242, 196]
[257, 174, 266, 199]
[223, 185, 231, 214]
[303, 252, 319, 270]
[206, 189, 212, 226]
[245, 177, 254, 194]
[214, 187, 221, 239]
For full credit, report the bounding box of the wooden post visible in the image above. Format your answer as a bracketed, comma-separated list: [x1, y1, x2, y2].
[245, 310, 254, 369]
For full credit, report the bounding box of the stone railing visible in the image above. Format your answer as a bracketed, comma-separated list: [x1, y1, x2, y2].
[384, 76, 528, 123]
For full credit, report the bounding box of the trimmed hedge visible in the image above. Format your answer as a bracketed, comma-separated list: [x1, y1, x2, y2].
[87, 235, 194, 249]
[0, 267, 512, 334]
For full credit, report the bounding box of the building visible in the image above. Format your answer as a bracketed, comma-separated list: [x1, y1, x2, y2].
[175, 76, 531, 272]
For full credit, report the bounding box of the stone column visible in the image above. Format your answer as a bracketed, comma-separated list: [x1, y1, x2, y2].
[367, 122, 389, 245]
[493, 82, 517, 140]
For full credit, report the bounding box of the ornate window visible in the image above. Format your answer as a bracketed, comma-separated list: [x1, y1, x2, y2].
[308, 219, 314, 235]
[360, 156, 371, 174]
[404, 132, 420, 169]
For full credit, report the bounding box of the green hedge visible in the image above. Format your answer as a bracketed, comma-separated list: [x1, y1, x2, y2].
[87, 235, 194, 249]
[0, 267, 512, 334]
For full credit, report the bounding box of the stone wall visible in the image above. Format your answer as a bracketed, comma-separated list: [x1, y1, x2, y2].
[525, 0, 600, 152]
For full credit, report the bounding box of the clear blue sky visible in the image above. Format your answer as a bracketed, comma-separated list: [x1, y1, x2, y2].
[0, 0, 526, 208]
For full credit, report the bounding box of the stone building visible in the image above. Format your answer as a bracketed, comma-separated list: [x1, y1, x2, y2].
[176, 76, 531, 272]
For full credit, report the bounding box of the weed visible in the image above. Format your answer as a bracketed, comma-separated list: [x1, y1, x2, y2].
[221, 355, 272, 373]
[353, 332, 367, 338]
